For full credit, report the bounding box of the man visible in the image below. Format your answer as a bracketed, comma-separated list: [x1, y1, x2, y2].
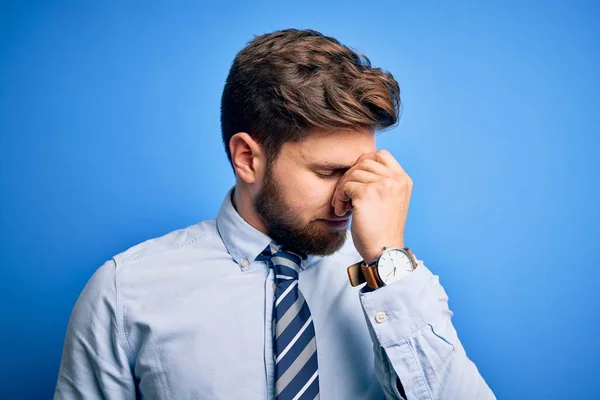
[54, 29, 495, 399]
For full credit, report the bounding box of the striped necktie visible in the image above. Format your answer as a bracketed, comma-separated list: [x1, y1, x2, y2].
[258, 242, 320, 400]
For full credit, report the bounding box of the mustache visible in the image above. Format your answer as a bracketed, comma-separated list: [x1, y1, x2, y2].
[316, 214, 352, 221]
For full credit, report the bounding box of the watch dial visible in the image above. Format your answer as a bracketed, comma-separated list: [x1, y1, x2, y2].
[377, 249, 414, 284]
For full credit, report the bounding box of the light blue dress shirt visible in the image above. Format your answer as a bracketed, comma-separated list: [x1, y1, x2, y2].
[54, 188, 495, 399]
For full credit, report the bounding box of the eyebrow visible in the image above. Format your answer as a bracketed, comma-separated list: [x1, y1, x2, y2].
[309, 162, 353, 171]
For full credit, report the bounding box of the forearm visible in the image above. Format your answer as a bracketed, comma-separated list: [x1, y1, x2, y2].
[359, 260, 495, 400]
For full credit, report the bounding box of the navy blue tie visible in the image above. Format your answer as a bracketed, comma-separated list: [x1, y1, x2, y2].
[258, 242, 320, 400]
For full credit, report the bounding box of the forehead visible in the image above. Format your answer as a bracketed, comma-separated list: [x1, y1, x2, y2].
[281, 127, 376, 167]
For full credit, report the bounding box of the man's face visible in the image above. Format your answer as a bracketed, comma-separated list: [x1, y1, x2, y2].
[254, 127, 376, 256]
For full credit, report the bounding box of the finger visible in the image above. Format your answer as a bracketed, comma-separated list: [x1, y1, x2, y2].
[332, 153, 387, 213]
[332, 169, 379, 215]
[355, 158, 394, 177]
[332, 186, 351, 217]
[331, 152, 377, 208]
[333, 152, 384, 198]
[331, 168, 379, 215]
[377, 150, 414, 191]
[332, 181, 351, 216]
[376, 149, 407, 175]
[332, 196, 348, 217]
[342, 169, 381, 184]
[340, 181, 367, 209]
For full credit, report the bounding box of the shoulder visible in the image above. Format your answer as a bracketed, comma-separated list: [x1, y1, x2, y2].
[113, 218, 219, 265]
[70, 219, 224, 331]
[72, 219, 218, 302]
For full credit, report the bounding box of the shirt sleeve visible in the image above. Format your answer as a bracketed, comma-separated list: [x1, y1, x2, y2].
[358, 259, 496, 400]
[54, 260, 136, 400]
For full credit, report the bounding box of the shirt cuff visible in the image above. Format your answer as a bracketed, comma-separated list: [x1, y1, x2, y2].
[359, 262, 444, 346]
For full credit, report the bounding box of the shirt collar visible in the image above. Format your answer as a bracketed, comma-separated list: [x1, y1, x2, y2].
[216, 186, 317, 271]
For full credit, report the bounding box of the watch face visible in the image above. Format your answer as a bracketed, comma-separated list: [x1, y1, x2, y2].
[377, 248, 414, 285]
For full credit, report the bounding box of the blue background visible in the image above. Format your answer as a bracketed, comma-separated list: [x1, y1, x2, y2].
[1, 1, 598, 398]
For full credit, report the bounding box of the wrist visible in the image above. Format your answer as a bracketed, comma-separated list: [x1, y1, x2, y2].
[348, 246, 416, 289]
[362, 241, 404, 265]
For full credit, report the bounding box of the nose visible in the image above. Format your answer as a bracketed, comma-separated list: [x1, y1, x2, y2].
[331, 203, 352, 218]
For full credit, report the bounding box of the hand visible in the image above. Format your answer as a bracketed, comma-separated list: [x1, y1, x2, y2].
[331, 150, 413, 264]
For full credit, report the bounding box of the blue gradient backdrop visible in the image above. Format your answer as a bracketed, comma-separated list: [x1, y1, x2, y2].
[1, 1, 598, 398]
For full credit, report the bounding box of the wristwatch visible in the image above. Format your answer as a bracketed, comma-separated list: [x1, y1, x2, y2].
[347, 247, 417, 289]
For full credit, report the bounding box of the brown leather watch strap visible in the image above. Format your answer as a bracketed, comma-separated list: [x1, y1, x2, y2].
[347, 261, 366, 287]
[405, 247, 417, 268]
[347, 247, 417, 289]
[347, 261, 382, 289]
[360, 264, 382, 289]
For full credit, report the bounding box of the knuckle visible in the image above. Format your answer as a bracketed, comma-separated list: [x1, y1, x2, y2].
[394, 172, 412, 188]
[357, 153, 372, 162]
[361, 159, 378, 169]
[349, 167, 362, 177]
[378, 149, 392, 158]
[397, 178, 409, 191]
[383, 178, 396, 189]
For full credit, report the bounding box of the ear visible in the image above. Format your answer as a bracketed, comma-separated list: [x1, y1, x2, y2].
[229, 132, 265, 184]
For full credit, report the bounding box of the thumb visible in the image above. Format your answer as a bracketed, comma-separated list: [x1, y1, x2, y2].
[332, 181, 363, 216]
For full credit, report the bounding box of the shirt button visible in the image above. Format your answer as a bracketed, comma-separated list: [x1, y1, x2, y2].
[240, 259, 249, 269]
[375, 311, 387, 323]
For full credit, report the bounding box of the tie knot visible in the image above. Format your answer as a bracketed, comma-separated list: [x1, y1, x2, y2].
[258, 242, 302, 281]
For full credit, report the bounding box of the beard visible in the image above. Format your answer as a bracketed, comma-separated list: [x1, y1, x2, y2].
[254, 167, 347, 257]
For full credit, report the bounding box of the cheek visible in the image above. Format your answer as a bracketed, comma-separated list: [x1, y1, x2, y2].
[282, 171, 338, 214]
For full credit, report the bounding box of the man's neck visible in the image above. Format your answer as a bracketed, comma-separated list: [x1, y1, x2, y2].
[231, 184, 269, 236]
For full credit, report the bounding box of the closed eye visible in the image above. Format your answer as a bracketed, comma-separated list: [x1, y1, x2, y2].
[316, 171, 334, 178]
[316, 170, 345, 178]
[310, 163, 352, 179]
